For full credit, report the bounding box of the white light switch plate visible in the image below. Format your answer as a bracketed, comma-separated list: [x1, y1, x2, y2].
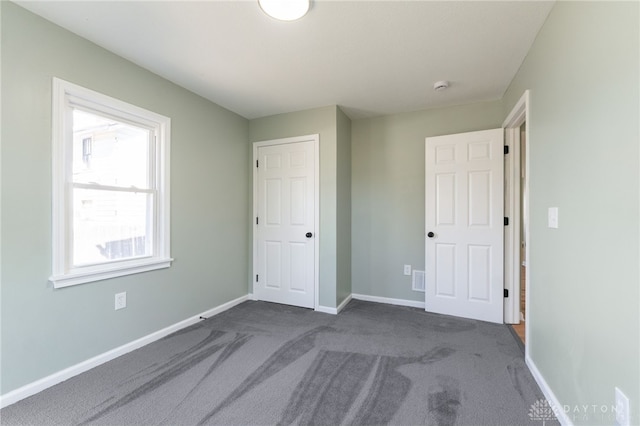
[548, 207, 559, 228]
[115, 292, 127, 310]
[403, 265, 411, 276]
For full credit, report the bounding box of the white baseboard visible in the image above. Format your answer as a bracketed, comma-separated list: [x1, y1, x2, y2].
[316, 294, 353, 315]
[526, 355, 572, 426]
[0, 294, 249, 409]
[315, 305, 337, 314]
[336, 294, 352, 313]
[352, 293, 425, 309]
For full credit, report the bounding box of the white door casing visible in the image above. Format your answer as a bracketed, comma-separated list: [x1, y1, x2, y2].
[503, 90, 530, 347]
[425, 129, 504, 323]
[253, 135, 319, 309]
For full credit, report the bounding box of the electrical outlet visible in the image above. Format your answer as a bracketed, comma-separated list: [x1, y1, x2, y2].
[615, 387, 630, 426]
[115, 292, 127, 310]
[403, 265, 411, 276]
[548, 207, 559, 228]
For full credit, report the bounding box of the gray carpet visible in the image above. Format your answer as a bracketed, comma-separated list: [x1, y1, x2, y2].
[1, 300, 557, 425]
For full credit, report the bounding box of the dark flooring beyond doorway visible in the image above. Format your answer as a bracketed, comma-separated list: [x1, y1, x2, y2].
[1, 300, 555, 425]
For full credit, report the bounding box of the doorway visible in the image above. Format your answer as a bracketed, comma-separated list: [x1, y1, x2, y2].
[252, 135, 319, 309]
[503, 91, 530, 350]
[512, 122, 527, 343]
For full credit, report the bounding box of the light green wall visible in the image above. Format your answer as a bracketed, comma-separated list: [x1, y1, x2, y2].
[351, 102, 503, 301]
[1, 2, 250, 394]
[249, 106, 343, 308]
[248, 106, 352, 309]
[4, 2, 638, 420]
[336, 107, 352, 306]
[503, 2, 639, 424]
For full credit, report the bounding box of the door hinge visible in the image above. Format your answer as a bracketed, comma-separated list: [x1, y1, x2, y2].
[256, 160, 259, 168]
[256, 217, 259, 225]
[504, 145, 509, 155]
[256, 274, 259, 282]
[504, 289, 509, 298]
[504, 217, 509, 226]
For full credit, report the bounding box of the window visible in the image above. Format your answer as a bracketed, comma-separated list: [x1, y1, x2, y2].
[50, 78, 171, 288]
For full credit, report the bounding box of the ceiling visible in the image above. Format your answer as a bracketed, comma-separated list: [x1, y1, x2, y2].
[16, 0, 555, 120]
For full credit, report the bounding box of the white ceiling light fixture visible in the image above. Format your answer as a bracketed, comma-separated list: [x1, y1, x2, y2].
[259, 0, 310, 21]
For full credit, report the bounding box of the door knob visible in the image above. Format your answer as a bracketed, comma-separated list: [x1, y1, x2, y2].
[427, 232, 435, 238]
[306, 232, 313, 238]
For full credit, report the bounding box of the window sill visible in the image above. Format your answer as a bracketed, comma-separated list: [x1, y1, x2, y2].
[49, 257, 173, 288]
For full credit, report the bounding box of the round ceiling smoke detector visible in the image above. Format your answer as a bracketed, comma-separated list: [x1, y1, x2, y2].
[433, 81, 450, 91]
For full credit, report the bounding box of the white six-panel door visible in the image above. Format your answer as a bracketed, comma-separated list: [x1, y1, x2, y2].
[254, 137, 317, 309]
[425, 129, 504, 323]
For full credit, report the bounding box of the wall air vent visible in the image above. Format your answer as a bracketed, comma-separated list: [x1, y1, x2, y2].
[412, 270, 425, 292]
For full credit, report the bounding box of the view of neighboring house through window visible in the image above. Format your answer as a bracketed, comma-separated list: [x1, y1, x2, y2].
[72, 109, 152, 265]
[50, 78, 171, 288]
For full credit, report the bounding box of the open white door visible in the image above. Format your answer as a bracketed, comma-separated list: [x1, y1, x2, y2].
[253, 136, 318, 309]
[425, 129, 504, 323]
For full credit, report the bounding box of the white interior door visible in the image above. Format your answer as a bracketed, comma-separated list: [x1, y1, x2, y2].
[254, 137, 317, 309]
[425, 129, 504, 323]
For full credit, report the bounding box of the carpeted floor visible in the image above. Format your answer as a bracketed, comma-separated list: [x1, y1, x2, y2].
[1, 300, 557, 425]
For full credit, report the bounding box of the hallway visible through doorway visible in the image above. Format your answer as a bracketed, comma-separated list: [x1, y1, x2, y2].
[511, 121, 527, 345]
[512, 257, 526, 344]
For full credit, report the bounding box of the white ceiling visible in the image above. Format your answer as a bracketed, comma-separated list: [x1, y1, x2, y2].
[16, 0, 555, 120]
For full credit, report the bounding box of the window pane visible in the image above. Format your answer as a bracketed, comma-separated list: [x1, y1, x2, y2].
[72, 109, 150, 188]
[73, 188, 153, 266]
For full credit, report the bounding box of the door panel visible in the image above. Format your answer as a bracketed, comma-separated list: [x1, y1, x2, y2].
[468, 245, 491, 301]
[255, 140, 315, 309]
[468, 171, 491, 226]
[425, 129, 504, 323]
[435, 244, 456, 297]
[436, 174, 456, 225]
[266, 179, 282, 224]
[265, 241, 282, 289]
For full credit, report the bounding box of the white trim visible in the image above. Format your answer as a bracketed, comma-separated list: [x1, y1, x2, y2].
[315, 305, 338, 315]
[313, 138, 320, 311]
[502, 91, 529, 129]
[50, 77, 171, 288]
[0, 294, 248, 409]
[352, 293, 425, 309]
[50, 257, 173, 288]
[526, 355, 572, 426]
[252, 134, 320, 310]
[502, 90, 531, 338]
[502, 128, 521, 324]
[316, 295, 352, 315]
[336, 294, 352, 313]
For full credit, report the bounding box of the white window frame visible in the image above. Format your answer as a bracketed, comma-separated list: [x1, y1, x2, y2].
[49, 78, 172, 288]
